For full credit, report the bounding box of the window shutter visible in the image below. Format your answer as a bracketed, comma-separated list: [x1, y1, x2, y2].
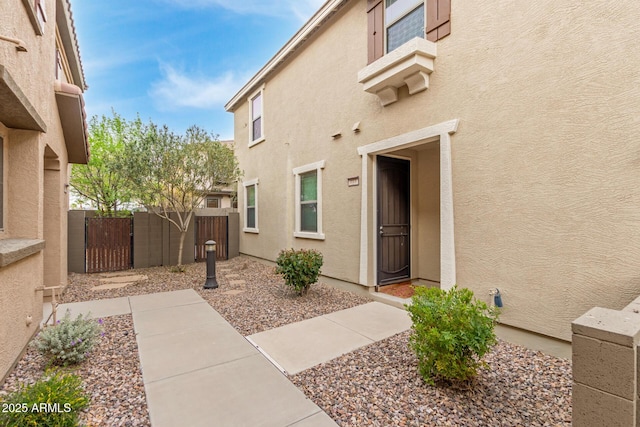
[426, 0, 450, 42]
[367, 0, 384, 64]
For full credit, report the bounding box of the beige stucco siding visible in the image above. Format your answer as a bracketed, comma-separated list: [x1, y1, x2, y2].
[1, 0, 82, 380]
[232, 0, 640, 340]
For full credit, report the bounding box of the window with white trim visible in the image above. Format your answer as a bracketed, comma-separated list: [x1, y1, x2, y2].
[35, 0, 47, 27]
[243, 178, 258, 232]
[293, 160, 325, 240]
[249, 87, 264, 146]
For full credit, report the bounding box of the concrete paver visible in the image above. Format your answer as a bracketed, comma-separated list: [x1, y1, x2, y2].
[248, 302, 412, 375]
[98, 274, 148, 284]
[133, 301, 224, 337]
[145, 354, 329, 427]
[49, 297, 131, 322]
[135, 321, 256, 382]
[324, 301, 412, 341]
[248, 316, 373, 375]
[129, 288, 202, 312]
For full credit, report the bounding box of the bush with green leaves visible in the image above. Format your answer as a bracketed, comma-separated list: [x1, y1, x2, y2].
[406, 285, 499, 385]
[0, 370, 89, 427]
[33, 311, 102, 366]
[275, 249, 323, 295]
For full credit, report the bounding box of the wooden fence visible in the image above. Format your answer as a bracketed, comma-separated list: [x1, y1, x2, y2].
[195, 216, 228, 261]
[68, 211, 239, 273]
[85, 217, 133, 273]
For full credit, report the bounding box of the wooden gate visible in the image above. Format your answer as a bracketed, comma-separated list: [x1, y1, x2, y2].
[85, 217, 133, 273]
[195, 216, 228, 261]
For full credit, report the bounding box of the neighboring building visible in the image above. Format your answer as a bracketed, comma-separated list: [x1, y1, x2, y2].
[199, 141, 237, 210]
[226, 0, 640, 341]
[202, 190, 236, 209]
[0, 0, 88, 381]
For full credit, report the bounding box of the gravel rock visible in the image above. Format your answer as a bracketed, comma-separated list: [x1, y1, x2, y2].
[5, 256, 573, 426]
[1, 315, 150, 427]
[63, 256, 372, 336]
[291, 331, 572, 426]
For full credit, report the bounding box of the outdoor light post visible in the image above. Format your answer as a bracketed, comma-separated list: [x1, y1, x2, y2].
[203, 240, 218, 289]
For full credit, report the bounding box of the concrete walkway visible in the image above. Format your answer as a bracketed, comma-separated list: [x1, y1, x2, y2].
[50, 289, 338, 427]
[248, 302, 412, 375]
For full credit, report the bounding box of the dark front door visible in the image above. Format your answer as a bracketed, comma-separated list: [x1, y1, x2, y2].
[377, 156, 410, 285]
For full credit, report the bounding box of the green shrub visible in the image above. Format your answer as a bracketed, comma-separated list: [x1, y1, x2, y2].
[406, 285, 499, 385]
[275, 249, 323, 295]
[33, 311, 102, 366]
[0, 370, 89, 427]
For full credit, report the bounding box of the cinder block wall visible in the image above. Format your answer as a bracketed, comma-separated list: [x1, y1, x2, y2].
[67, 210, 87, 273]
[572, 299, 640, 426]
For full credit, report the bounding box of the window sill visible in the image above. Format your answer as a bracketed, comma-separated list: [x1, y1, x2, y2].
[248, 136, 265, 148]
[357, 37, 437, 106]
[243, 228, 259, 234]
[294, 231, 325, 241]
[0, 238, 45, 268]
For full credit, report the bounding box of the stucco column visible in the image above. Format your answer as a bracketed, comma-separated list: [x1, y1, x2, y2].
[572, 307, 640, 426]
[358, 153, 369, 285]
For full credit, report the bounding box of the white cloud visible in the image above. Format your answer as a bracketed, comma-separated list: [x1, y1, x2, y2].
[161, 0, 326, 22]
[149, 64, 247, 110]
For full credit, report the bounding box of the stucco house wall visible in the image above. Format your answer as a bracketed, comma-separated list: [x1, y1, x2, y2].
[227, 0, 640, 341]
[0, 0, 88, 382]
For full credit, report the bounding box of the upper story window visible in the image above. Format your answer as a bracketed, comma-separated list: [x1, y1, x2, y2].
[367, 0, 450, 64]
[248, 86, 265, 147]
[35, 0, 47, 27]
[206, 197, 220, 208]
[55, 49, 62, 80]
[386, 0, 424, 52]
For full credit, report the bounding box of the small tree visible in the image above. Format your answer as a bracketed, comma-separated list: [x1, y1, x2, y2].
[69, 112, 140, 216]
[124, 124, 241, 267]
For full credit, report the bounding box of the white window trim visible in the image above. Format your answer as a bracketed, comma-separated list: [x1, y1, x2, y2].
[248, 84, 265, 148]
[243, 178, 259, 233]
[293, 160, 325, 240]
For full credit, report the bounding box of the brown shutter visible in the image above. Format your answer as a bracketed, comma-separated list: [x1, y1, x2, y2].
[367, 0, 384, 64]
[426, 0, 451, 42]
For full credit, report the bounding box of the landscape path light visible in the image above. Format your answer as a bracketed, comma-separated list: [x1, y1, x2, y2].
[203, 240, 218, 289]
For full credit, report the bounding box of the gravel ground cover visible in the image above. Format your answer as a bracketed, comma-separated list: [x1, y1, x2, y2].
[62, 256, 371, 336]
[292, 331, 572, 426]
[0, 315, 149, 427]
[3, 256, 573, 426]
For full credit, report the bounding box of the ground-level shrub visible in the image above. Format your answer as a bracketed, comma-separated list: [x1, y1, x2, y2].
[406, 285, 499, 385]
[32, 311, 102, 366]
[0, 370, 89, 427]
[275, 249, 323, 295]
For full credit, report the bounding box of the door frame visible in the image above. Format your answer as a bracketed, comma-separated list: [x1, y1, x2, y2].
[357, 119, 459, 290]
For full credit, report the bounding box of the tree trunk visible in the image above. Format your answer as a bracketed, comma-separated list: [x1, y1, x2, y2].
[177, 229, 187, 267]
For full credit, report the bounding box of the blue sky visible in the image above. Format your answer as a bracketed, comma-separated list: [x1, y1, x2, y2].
[73, 0, 325, 140]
